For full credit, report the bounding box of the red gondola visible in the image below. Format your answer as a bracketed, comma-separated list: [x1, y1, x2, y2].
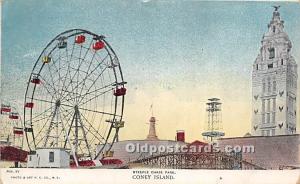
[13, 127, 23, 135]
[92, 40, 105, 51]
[0, 104, 11, 113]
[31, 76, 41, 84]
[114, 87, 126, 96]
[75, 35, 85, 44]
[25, 102, 34, 108]
[9, 112, 19, 120]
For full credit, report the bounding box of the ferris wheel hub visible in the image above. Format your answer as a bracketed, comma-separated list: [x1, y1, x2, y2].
[55, 100, 61, 107]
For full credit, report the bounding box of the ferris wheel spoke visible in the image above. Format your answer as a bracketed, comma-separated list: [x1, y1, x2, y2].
[53, 38, 82, 103]
[30, 96, 118, 118]
[60, 37, 78, 102]
[62, 81, 114, 105]
[32, 110, 57, 146]
[59, 40, 74, 99]
[29, 97, 55, 106]
[76, 66, 110, 104]
[44, 103, 72, 146]
[56, 106, 76, 148]
[37, 76, 59, 99]
[75, 46, 99, 102]
[48, 48, 63, 96]
[60, 54, 109, 101]
[46, 55, 70, 99]
[55, 48, 63, 97]
[75, 60, 96, 103]
[59, 106, 78, 149]
[80, 113, 106, 142]
[74, 40, 94, 104]
[32, 113, 54, 124]
[77, 107, 119, 117]
[74, 45, 83, 104]
[41, 46, 60, 81]
[60, 89, 83, 103]
[76, 68, 110, 105]
[77, 87, 113, 107]
[60, 40, 93, 102]
[44, 64, 61, 99]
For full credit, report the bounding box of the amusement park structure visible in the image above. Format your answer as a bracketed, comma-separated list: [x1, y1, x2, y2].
[129, 152, 264, 170]
[2, 6, 298, 170]
[21, 29, 127, 168]
[202, 98, 225, 141]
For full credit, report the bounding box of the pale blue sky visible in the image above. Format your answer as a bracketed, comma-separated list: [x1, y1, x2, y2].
[2, 1, 300, 97]
[2, 1, 300, 139]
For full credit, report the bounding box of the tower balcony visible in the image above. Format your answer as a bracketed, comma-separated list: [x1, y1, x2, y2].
[259, 123, 276, 129]
[260, 92, 277, 98]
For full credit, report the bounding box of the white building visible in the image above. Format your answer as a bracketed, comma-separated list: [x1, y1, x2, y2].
[252, 7, 297, 136]
[27, 148, 70, 168]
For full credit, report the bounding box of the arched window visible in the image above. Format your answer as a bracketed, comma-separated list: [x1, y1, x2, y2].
[268, 48, 275, 59]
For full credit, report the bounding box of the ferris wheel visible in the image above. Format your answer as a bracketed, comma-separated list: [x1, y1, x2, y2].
[23, 29, 126, 161]
[0, 103, 24, 148]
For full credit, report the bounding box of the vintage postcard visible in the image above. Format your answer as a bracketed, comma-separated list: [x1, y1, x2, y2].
[0, 0, 300, 184]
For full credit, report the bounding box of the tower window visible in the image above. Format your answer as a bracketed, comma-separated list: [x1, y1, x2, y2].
[256, 64, 258, 70]
[268, 48, 275, 59]
[273, 26, 276, 33]
[268, 63, 273, 69]
[281, 59, 283, 65]
[267, 113, 270, 123]
[273, 80, 276, 91]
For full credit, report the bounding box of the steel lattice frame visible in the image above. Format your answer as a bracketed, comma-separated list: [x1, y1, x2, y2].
[131, 152, 265, 170]
[23, 29, 125, 161]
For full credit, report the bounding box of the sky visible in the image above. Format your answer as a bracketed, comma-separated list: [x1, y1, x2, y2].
[1, 0, 300, 142]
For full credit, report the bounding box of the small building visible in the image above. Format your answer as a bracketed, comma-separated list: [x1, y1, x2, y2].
[27, 148, 70, 168]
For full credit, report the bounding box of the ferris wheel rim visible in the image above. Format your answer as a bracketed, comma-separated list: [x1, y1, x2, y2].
[23, 29, 126, 160]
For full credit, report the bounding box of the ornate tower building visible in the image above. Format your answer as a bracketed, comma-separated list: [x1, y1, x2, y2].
[252, 7, 297, 136]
